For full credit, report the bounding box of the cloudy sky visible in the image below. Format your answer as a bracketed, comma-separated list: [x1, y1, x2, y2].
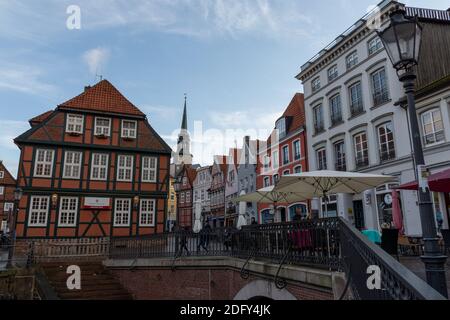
[0, 0, 448, 176]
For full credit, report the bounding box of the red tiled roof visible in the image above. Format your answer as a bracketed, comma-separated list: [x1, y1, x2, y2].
[0, 161, 16, 184]
[58, 80, 145, 117]
[186, 166, 198, 185]
[266, 93, 305, 146]
[29, 110, 53, 126]
[282, 93, 305, 134]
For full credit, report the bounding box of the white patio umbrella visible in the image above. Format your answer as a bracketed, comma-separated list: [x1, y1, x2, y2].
[233, 186, 310, 204]
[274, 170, 395, 217]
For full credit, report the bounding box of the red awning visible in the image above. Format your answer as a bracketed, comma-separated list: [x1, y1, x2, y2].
[395, 168, 450, 193]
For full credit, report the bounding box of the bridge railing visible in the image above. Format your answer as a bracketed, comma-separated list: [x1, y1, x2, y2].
[339, 218, 445, 300]
[109, 218, 342, 270]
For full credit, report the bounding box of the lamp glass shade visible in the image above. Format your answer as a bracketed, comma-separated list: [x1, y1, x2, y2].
[378, 10, 422, 71]
[14, 188, 23, 201]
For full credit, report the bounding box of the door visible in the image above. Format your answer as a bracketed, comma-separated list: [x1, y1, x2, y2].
[353, 200, 365, 230]
[280, 208, 287, 222]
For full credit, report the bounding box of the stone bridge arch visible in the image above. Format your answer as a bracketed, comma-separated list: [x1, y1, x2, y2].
[233, 280, 297, 301]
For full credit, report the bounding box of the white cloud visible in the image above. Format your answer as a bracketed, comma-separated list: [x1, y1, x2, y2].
[0, 120, 30, 178]
[141, 105, 178, 120]
[0, 63, 56, 95]
[209, 109, 281, 131]
[83, 47, 110, 75]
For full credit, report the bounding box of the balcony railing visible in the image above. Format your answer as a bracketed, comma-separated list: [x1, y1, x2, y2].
[373, 91, 389, 107]
[355, 155, 369, 169]
[331, 112, 342, 126]
[350, 101, 364, 117]
[314, 123, 325, 134]
[380, 148, 396, 162]
[335, 160, 347, 172]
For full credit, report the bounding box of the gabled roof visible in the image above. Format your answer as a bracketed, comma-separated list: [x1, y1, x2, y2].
[266, 93, 305, 146]
[29, 110, 53, 126]
[58, 79, 145, 117]
[0, 161, 16, 184]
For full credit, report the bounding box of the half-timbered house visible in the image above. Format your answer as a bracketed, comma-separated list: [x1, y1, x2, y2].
[13, 80, 172, 239]
[174, 164, 197, 230]
[0, 161, 17, 232]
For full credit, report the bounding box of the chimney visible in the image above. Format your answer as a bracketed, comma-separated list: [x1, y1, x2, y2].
[84, 85, 91, 92]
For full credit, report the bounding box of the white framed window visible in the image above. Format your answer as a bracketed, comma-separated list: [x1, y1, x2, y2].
[328, 65, 338, 82]
[114, 198, 131, 227]
[0, 171, 4, 179]
[186, 191, 191, 203]
[263, 176, 270, 187]
[117, 155, 133, 182]
[4, 202, 14, 212]
[293, 140, 301, 160]
[294, 165, 302, 174]
[346, 51, 358, 69]
[377, 122, 396, 162]
[140, 199, 156, 227]
[421, 109, 445, 145]
[142, 156, 157, 182]
[28, 196, 49, 227]
[182, 177, 187, 186]
[94, 117, 111, 136]
[121, 120, 137, 139]
[91, 153, 109, 181]
[66, 114, 84, 134]
[312, 77, 321, 92]
[63, 151, 82, 179]
[371, 68, 389, 106]
[282, 170, 290, 176]
[354, 132, 369, 168]
[282, 145, 290, 165]
[368, 36, 383, 55]
[180, 192, 185, 204]
[58, 197, 78, 227]
[329, 94, 342, 125]
[272, 150, 279, 169]
[316, 148, 327, 170]
[0, 186, 4, 195]
[34, 149, 54, 178]
[313, 104, 324, 134]
[276, 118, 287, 138]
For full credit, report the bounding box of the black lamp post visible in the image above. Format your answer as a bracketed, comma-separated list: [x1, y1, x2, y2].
[377, 9, 448, 297]
[7, 187, 22, 268]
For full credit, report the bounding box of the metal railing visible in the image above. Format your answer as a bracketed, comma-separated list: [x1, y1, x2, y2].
[4, 217, 445, 300]
[380, 148, 396, 162]
[339, 218, 445, 300]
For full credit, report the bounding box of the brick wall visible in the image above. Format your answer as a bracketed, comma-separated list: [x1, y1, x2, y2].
[110, 268, 333, 300]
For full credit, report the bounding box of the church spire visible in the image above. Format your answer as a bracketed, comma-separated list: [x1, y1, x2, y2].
[181, 94, 188, 130]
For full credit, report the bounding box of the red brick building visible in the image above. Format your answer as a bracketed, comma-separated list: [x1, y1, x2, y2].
[13, 80, 172, 238]
[0, 161, 16, 232]
[256, 93, 309, 223]
[174, 164, 197, 230]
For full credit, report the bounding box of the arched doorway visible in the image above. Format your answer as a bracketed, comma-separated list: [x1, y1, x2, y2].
[233, 280, 297, 300]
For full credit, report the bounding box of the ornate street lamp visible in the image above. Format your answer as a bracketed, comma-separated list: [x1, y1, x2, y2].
[7, 188, 23, 268]
[377, 9, 448, 297]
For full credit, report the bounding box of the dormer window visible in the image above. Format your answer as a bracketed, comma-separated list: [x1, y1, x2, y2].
[95, 117, 111, 137]
[66, 114, 84, 134]
[121, 120, 137, 139]
[276, 118, 287, 139]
